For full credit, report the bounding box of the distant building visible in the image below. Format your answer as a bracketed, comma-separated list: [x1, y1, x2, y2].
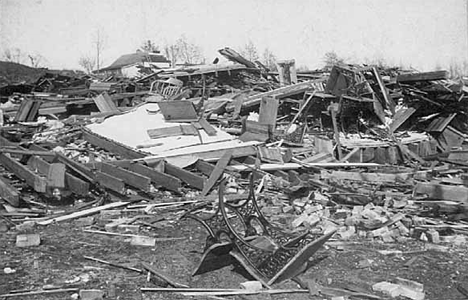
[94, 51, 171, 77]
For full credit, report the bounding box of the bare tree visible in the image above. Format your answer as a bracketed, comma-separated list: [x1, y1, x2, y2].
[140, 40, 159, 53]
[262, 48, 277, 71]
[163, 35, 204, 67]
[28, 53, 45, 68]
[94, 29, 106, 70]
[78, 56, 96, 74]
[323, 51, 344, 68]
[240, 40, 259, 62]
[3, 48, 24, 64]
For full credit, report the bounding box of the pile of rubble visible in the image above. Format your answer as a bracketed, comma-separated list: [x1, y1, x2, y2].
[1, 47, 468, 299]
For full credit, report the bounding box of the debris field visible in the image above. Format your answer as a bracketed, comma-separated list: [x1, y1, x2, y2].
[0, 48, 468, 300]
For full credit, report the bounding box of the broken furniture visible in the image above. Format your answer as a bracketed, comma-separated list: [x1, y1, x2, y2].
[150, 78, 183, 99]
[183, 175, 335, 287]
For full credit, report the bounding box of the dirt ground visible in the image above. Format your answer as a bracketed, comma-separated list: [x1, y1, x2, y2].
[1, 202, 468, 300]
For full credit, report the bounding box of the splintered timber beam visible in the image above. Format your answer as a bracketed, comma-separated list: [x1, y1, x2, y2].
[0, 153, 47, 193]
[81, 129, 146, 160]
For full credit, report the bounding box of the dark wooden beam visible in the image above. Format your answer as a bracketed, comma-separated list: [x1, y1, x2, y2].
[127, 162, 181, 193]
[95, 171, 125, 194]
[397, 70, 448, 83]
[0, 153, 47, 193]
[201, 150, 233, 196]
[0, 177, 20, 206]
[81, 129, 146, 160]
[99, 162, 151, 192]
[165, 163, 205, 190]
[28, 156, 90, 195]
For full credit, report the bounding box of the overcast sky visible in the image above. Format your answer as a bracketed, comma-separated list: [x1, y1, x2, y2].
[0, 0, 466, 71]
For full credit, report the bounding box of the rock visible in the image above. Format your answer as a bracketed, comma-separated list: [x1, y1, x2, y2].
[79, 289, 104, 300]
[16, 234, 40, 247]
[75, 216, 95, 227]
[373, 281, 425, 300]
[373, 282, 402, 297]
[426, 229, 440, 244]
[239, 281, 263, 291]
[3, 267, 16, 274]
[15, 221, 36, 232]
[130, 236, 156, 247]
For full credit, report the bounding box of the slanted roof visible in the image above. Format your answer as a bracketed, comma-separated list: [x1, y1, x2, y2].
[98, 52, 170, 72]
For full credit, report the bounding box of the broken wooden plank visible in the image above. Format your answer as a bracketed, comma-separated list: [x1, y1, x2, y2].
[414, 182, 468, 203]
[321, 170, 417, 183]
[0, 153, 47, 193]
[201, 150, 233, 196]
[194, 160, 215, 176]
[227, 162, 380, 172]
[46, 163, 66, 189]
[82, 129, 146, 160]
[95, 171, 126, 194]
[38, 201, 130, 225]
[99, 162, 151, 192]
[93, 92, 119, 113]
[373, 67, 395, 114]
[55, 152, 95, 183]
[197, 118, 217, 136]
[147, 124, 198, 139]
[127, 162, 181, 192]
[240, 120, 271, 142]
[240, 81, 316, 109]
[397, 70, 448, 83]
[389, 107, 417, 133]
[28, 156, 90, 195]
[0, 176, 20, 206]
[84, 256, 143, 273]
[158, 100, 198, 122]
[164, 163, 205, 190]
[141, 262, 189, 288]
[258, 96, 279, 127]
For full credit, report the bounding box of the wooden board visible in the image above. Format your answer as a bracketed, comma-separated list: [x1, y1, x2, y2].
[197, 118, 217, 136]
[258, 97, 279, 127]
[82, 129, 146, 160]
[147, 124, 198, 139]
[99, 162, 151, 192]
[321, 170, 415, 183]
[201, 150, 233, 196]
[397, 70, 448, 83]
[157, 101, 198, 122]
[38, 201, 129, 225]
[0, 153, 47, 193]
[93, 92, 119, 113]
[195, 160, 216, 176]
[127, 163, 181, 192]
[0, 176, 20, 206]
[164, 163, 205, 190]
[414, 182, 468, 203]
[47, 163, 66, 188]
[389, 107, 417, 133]
[95, 171, 126, 194]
